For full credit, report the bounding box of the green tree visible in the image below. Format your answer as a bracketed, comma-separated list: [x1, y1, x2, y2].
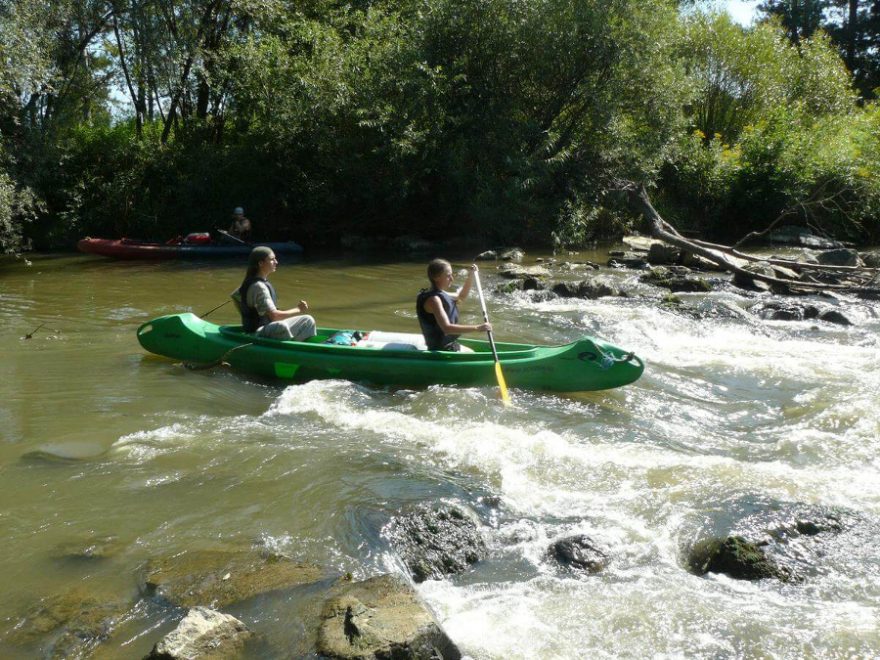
[758, 0, 829, 45]
[759, 0, 880, 97]
[663, 11, 879, 242]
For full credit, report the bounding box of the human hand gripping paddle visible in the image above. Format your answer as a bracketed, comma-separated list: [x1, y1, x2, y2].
[472, 266, 511, 406]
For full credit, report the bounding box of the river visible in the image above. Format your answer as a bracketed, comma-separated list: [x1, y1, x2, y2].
[1, 249, 878, 658]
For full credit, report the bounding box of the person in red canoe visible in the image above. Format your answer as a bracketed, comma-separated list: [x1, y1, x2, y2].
[416, 259, 491, 351]
[236, 246, 316, 340]
[228, 206, 252, 241]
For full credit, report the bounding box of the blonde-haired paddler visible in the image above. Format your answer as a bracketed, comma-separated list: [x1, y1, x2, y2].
[416, 259, 491, 351]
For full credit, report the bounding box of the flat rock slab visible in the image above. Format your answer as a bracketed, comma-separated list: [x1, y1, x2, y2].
[146, 606, 252, 659]
[317, 574, 461, 660]
[142, 549, 323, 608]
[498, 264, 551, 279]
[622, 235, 658, 252]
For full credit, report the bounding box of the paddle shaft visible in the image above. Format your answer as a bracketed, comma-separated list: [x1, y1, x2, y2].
[216, 228, 249, 246]
[473, 272, 501, 361]
[200, 299, 231, 318]
[472, 269, 510, 405]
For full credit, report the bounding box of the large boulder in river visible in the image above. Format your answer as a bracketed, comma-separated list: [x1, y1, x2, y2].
[547, 535, 608, 573]
[551, 276, 628, 299]
[500, 247, 525, 262]
[317, 574, 461, 659]
[861, 250, 880, 267]
[647, 242, 681, 266]
[146, 607, 252, 659]
[689, 536, 792, 581]
[640, 266, 713, 293]
[385, 503, 486, 583]
[140, 549, 323, 608]
[497, 274, 546, 293]
[732, 261, 775, 291]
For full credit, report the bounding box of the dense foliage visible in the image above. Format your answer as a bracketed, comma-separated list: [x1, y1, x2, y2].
[0, 0, 878, 253]
[660, 12, 880, 243]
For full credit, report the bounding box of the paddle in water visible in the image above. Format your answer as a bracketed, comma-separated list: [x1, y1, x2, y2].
[473, 266, 511, 406]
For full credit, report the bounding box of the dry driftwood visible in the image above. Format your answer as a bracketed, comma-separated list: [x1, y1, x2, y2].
[622, 182, 880, 296]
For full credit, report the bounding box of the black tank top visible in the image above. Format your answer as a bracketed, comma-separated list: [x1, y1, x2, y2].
[416, 288, 460, 350]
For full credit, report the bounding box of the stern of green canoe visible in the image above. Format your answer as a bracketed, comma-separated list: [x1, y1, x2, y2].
[137, 313, 235, 364]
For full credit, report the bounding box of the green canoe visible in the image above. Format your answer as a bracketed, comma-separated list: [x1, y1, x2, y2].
[136, 313, 644, 392]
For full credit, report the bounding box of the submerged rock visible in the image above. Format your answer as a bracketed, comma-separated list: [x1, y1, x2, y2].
[547, 535, 608, 573]
[145, 607, 252, 659]
[317, 574, 461, 659]
[141, 549, 323, 608]
[386, 503, 486, 583]
[685, 499, 859, 583]
[52, 534, 122, 562]
[750, 301, 853, 326]
[660, 298, 754, 324]
[8, 586, 132, 658]
[816, 248, 862, 267]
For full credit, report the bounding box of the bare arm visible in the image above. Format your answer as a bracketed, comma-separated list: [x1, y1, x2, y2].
[453, 264, 478, 303]
[266, 299, 309, 322]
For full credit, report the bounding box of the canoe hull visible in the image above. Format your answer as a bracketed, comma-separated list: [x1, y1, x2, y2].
[78, 238, 303, 259]
[136, 313, 644, 392]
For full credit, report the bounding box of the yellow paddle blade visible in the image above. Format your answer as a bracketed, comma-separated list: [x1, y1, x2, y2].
[495, 361, 511, 406]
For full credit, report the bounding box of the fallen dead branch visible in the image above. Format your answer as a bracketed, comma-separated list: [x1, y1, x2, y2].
[620, 181, 880, 296]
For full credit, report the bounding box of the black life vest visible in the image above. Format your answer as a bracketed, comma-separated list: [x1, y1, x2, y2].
[238, 276, 277, 333]
[416, 288, 460, 350]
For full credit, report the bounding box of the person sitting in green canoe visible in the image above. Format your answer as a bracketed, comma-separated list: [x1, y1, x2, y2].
[236, 246, 316, 341]
[417, 259, 491, 351]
